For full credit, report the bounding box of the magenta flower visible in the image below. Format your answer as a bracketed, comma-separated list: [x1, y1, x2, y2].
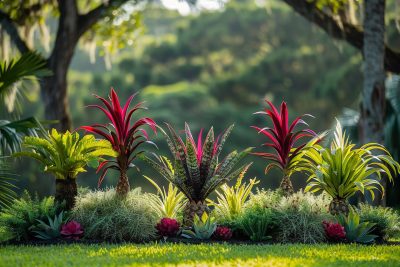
[214, 226, 233, 240]
[156, 218, 180, 237]
[61, 221, 84, 240]
[323, 221, 346, 241]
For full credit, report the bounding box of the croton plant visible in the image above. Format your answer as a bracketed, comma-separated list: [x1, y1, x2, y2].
[82, 88, 157, 196]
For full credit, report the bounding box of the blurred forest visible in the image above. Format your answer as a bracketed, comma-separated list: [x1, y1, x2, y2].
[9, 0, 397, 204]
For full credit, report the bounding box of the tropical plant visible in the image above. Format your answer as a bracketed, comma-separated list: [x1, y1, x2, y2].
[274, 191, 331, 244]
[0, 158, 17, 208]
[323, 221, 346, 242]
[31, 211, 66, 240]
[71, 188, 159, 242]
[358, 203, 400, 241]
[81, 88, 157, 196]
[213, 226, 233, 240]
[14, 129, 115, 209]
[236, 205, 276, 242]
[145, 175, 186, 220]
[337, 209, 378, 244]
[0, 51, 51, 115]
[251, 100, 318, 196]
[145, 123, 252, 226]
[182, 212, 217, 240]
[60, 221, 84, 240]
[0, 52, 50, 156]
[156, 218, 180, 237]
[209, 165, 258, 223]
[0, 192, 59, 241]
[302, 121, 400, 215]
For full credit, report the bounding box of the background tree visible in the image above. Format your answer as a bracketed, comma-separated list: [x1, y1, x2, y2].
[0, 0, 141, 131]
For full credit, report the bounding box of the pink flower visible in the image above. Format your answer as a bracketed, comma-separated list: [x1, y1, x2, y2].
[61, 221, 84, 240]
[214, 226, 233, 240]
[156, 218, 180, 237]
[323, 221, 346, 241]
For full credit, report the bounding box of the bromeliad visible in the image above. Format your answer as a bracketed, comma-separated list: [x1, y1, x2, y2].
[145, 123, 252, 226]
[251, 100, 318, 196]
[81, 88, 157, 197]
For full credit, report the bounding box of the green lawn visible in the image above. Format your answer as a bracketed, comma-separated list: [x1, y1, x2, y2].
[0, 243, 399, 267]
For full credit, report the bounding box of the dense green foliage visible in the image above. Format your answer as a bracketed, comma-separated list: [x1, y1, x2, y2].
[358, 203, 400, 241]
[31, 211, 66, 240]
[14, 129, 115, 180]
[71, 189, 159, 242]
[338, 209, 377, 244]
[302, 121, 400, 214]
[0, 192, 60, 242]
[1, 243, 400, 266]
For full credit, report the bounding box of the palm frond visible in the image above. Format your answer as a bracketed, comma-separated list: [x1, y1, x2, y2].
[0, 51, 51, 114]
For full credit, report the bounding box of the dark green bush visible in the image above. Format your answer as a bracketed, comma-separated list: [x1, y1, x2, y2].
[71, 188, 160, 242]
[236, 205, 278, 241]
[0, 191, 60, 242]
[358, 203, 400, 241]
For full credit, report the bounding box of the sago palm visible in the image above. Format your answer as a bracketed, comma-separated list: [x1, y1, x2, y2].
[302, 121, 400, 215]
[145, 123, 252, 226]
[251, 100, 318, 196]
[14, 129, 116, 209]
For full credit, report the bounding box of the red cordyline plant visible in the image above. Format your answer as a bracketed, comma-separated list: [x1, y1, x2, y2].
[81, 88, 157, 196]
[251, 100, 318, 196]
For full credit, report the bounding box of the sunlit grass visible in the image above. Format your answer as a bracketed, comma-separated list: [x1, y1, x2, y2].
[0, 243, 399, 267]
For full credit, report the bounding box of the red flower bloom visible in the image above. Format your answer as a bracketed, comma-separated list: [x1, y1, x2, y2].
[61, 221, 84, 240]
[156, 218, 180, 237]
[323, 221, 346, 241]
[214, 226, 233, 240]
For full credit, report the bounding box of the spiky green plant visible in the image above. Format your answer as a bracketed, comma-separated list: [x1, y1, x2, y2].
[31, 211, 67, 240]
[14, 129, 116, 209]
[181, 212, 217, 240]
[337, 208, 378, 244]
[145, 123, 252, 226]
[145, 174, 186, 220]
[208, 164, 259, 223]
[302, 121, 400, 216]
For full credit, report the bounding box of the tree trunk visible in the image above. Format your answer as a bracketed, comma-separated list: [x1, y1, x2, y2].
[116, 169, 130, 197]
[360, 0, 386, 205]
[40, 1, 80, 132]
[329, 198, 350, 216]
[280, 175, 294, 197]
[55, 178, 77, 210]
[183, 200, 209, 227]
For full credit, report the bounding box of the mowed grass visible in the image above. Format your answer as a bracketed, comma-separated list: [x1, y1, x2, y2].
[0, 243, 399, 267]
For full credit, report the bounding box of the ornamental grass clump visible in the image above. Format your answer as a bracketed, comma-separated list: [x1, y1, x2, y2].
[251, 100, 318, 196]
[145, 123, 252, 226]
[82, 88, 157, 197]
[71, 188, 159, 242]
[302, 121, 400, 216]
[274, 191, 332, 244]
